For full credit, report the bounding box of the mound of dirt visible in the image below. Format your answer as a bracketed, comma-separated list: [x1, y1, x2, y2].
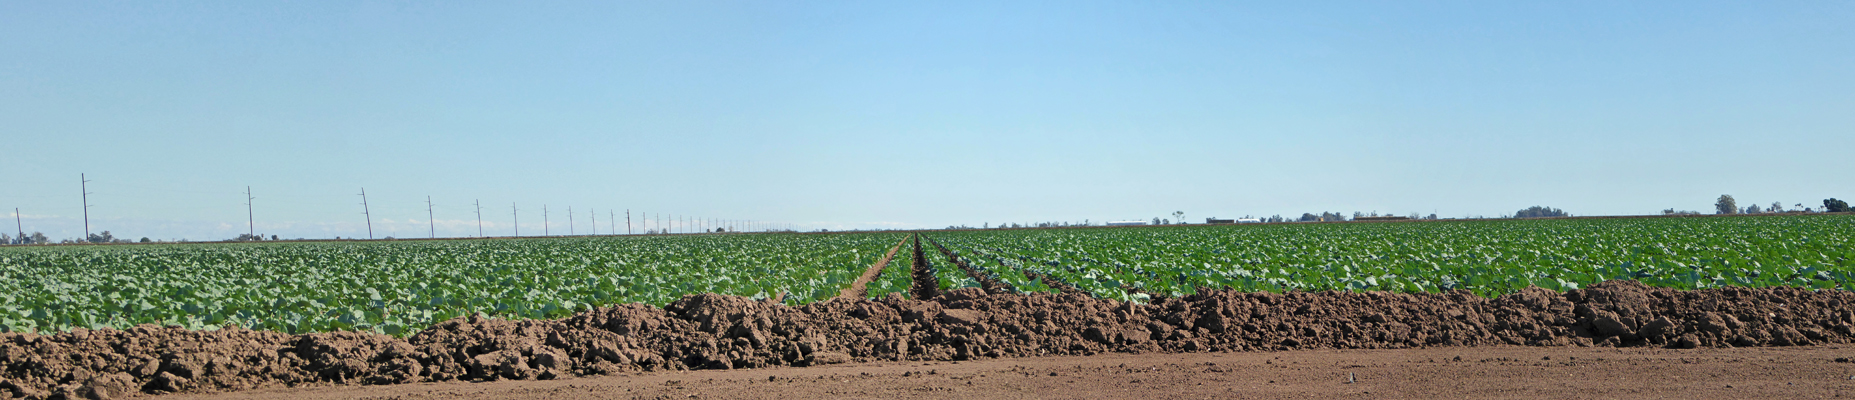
[4, 281, 1854, 398]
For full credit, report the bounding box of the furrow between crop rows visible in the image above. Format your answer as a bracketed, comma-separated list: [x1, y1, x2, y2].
[927, 237, 1016, 294]
[837, 235, 911, 300]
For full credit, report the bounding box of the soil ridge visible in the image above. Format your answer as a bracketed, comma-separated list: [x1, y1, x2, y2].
[4, 281, 1855, 398]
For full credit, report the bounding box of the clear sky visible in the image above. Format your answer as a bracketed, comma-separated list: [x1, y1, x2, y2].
[3, 1, 1851, 241]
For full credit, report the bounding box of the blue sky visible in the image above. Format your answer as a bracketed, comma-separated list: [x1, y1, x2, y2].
[2, 1, 1851, 240]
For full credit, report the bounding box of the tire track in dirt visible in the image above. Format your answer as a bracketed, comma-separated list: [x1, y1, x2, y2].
[837, 234, 910, 300]
[926, 236, 1016, 294]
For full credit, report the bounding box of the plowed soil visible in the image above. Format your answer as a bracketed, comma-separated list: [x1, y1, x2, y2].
[5, 280, 1855, 399]
[167, 346, 1855, 399]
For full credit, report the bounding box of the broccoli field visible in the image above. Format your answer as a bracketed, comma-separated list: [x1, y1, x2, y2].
[1, 214, 1851, 337]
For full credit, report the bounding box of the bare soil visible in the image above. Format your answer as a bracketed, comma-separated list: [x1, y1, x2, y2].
[5, 281, 1855, 399]
[166, 346, 1855, 399]
[907, 236, 938, 301]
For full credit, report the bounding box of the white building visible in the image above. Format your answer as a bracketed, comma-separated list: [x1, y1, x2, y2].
[1105, 220, 1148, 226]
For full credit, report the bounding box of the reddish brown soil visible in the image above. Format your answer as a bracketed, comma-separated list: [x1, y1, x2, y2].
[5, 281, 1855, 399]
[908, 236, 938, 300]
[837, 235, 908, 300]
[166, 346, 1855, 399]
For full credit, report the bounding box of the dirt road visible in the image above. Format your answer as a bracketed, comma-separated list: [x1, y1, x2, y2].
[171, 345, 1855, 399]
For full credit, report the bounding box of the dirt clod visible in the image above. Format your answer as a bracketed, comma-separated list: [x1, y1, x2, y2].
[2, 280, 1853, 397]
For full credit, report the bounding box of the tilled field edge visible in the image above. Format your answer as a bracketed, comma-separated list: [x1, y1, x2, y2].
[4, 281, 1853, 399]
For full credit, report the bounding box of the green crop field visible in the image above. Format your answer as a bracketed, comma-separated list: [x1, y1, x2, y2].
[928, 215, 1855, 301]
[0, 233, 902, 336]
[2, 215, 1851, 337]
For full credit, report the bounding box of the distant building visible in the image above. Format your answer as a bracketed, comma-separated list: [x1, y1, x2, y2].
[1106, 220, 1148, 226]
[1353, 216, 1412, 221]
[1205, 218, 1235, 224]
[1237, 218, 1262, 224]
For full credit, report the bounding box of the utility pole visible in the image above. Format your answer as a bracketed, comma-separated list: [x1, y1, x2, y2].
[426, 196, 435, 239]
[80, 173, 92, 240]
[568, 206, 574, 235]
[512, 203, 519, 236]
[543, 205, 549, 236]
[610, 210, 616, 235]
[626, 209, 632, 235]
[14, 208, 22, 244]
[359, 188, 374, 239]
[245, 186, 255, 237]
[475, 200, 484, 237]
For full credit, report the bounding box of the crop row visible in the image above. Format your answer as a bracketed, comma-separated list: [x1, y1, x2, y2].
[927, 215, 1855, 300]
[0, 233, 902, 336]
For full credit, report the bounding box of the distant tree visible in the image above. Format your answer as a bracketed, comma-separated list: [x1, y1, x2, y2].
[1426, 213, 1438, 220]
[1353, 211, 1364, 219]
[1, 233, 9, 245]
[1716, 195, 1738, 215]
[1745, 204, 1763, 214]
[1299, 213, 1318, 222]
[1514, 206, 1568, 218]
[1172, 211, 1185, 224]
[1152, 217, 1161, 225]
[1772, 202, 1784, 212]
[140, 237, 151, 243]
[1827, 198, 1851, 213]
[87, 231, 116, 243]
[29, 232, 47, 244]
